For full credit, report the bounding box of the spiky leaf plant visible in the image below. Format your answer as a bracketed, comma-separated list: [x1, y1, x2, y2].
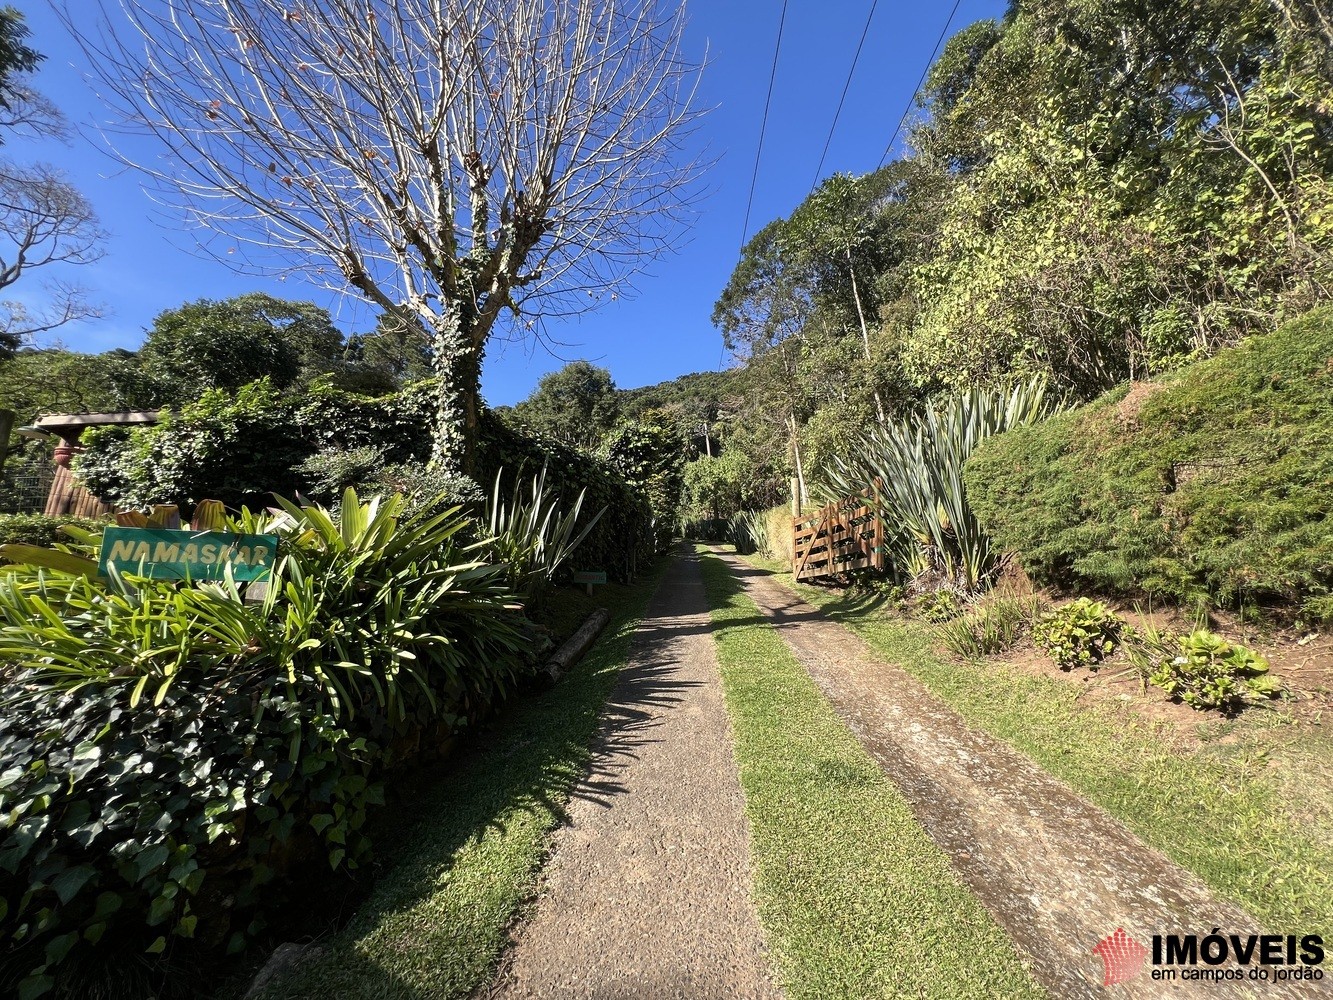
[484, 462, 606, 602]
[821, 378, 1058, 591]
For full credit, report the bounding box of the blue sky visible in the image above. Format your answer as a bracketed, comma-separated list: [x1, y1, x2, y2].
[10, 0, 1006, 405]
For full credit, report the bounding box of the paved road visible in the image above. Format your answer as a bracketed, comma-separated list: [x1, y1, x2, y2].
[490, 546, 780, 1000]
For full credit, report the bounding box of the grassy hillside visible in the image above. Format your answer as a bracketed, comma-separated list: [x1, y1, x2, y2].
[964, 307, 1333, 620]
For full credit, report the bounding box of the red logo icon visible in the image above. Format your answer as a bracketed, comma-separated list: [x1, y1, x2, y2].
[1093, 928, 1148, 985]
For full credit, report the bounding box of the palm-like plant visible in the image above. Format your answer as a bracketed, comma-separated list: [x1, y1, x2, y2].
[483, 462, 606, 601]
[0, 489, 532, 725]
[821, 378, 1058, 591]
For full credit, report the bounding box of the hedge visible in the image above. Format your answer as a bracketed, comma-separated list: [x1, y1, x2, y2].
[964, 306, 1333, 615]
[478, 412, 655, 583]
[74, 382, 656, 585]
[0, 495, 539, 999]
[0, 515, 105, 550]
[74, 378, 436, 512]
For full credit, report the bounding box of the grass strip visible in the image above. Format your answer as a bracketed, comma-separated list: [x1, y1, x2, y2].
[699, 550, 1045, 1000]
[259, 559, 671, 999]
[771, 563, 1333, 934]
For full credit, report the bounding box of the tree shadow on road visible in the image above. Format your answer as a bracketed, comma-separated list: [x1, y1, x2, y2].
[250, 563, 676, 1000]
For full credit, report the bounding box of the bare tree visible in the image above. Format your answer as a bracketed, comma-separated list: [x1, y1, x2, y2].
[0, 86, 106, 353]
[70, 0, 704, 471]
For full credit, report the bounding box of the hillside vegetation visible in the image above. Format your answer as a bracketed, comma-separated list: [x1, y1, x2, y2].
[965, 308, 1333, 619]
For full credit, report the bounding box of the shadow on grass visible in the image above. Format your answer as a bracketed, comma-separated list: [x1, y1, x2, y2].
[253, 556, 683, 1000]
[700, 548, 896, 632]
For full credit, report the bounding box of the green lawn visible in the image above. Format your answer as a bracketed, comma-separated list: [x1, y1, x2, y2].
[760, 559, 1333, 934]
[699, 550, 1045, 1000]
[255, 560, 671, 999]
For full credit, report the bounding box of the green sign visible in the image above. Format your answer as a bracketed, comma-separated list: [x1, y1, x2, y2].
[99, 527, 278, 582]
[571, 571, 607, 585]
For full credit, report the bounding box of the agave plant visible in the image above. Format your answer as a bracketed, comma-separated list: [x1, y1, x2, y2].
[729, 509, 770, 557]
[820, 378, 1059, 591]
[483, 462, 606, 601]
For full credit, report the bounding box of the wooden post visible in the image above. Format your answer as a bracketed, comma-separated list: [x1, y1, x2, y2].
[872, 476, 884, 572]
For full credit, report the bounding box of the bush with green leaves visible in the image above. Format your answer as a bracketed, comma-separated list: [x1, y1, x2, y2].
[821, 378, 1060, 591]
[479, 411, 653, 582]
[1136, 629, 1282, 711]
[965, 307, 1333, 614]
[0, 491, 537, 998]
[912, 589, 962, 623]
[1032, 598, 1123, 670]
[728, 510, 769, 557]
[0, 515, 104, 551]
[600, 410, 686, 553]
[74, 378, 437, 512]
[680, 517, 729, 542]
[362, 462, 486, 518]
[482, 463, 604, 603]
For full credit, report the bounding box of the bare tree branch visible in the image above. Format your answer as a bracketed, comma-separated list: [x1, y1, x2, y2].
[0, 73, 106, 350]
[66, 0, 706, 470]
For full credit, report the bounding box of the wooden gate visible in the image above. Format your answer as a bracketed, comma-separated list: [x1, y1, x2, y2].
[792, 480, 885, 582]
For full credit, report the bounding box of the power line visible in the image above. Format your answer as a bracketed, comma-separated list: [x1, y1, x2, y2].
[810, 0, 881, 193]
[739, 0, 790, 250]
[877, 0, 963, 169]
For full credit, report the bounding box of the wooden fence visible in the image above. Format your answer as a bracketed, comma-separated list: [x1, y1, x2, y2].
[44, 463, 112, 519]
[792, 479, 885, 582]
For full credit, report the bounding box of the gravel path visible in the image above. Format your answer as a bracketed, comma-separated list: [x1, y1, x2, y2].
[715, 550, 1325, 1000]
[489, 546, 780, 1000]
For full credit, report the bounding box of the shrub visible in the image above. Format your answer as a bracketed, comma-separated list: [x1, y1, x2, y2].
[0, 515, 104, 551]
[74, 379, 437, 512]
[479, 412, 653, 582]
[600, 410, 686, 553]
[363, 462, 486, 518]
[1134, 629, 1282, 711]
[965, 307, 1333, 613]
[821, 378, 1060, 591]
[1032, 598, 1123, 670]
[0, 492, 538, 998]
[297, 444, 386, 499]
[680, 517, 729, 541]
[937, 597, 1038, 659]
[729, 509, 770, 557]
[482, 463, 604, 603]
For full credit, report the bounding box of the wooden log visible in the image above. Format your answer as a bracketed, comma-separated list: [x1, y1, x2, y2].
[543, 607, 611, 685]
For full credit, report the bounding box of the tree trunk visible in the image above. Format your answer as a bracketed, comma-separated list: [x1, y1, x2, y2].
[847, 249, 886, 423]
[428, 314, 484, 477]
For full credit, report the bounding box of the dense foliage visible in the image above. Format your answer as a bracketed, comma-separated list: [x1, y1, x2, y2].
[1031, 599, 1124, 671]
[710, 0, 1333, 509]
[821, 379, 1059, 590]
[504, 361, 620, 450]
[1132, 628, 1280, 711]
[600, 410, 687, 551]
[0, 514, 103, 549]
[965, 307, 1333, 615]
[0, 493, 540, 999]
[478, 412, 654, 582]
[75, 379, 435, 511]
